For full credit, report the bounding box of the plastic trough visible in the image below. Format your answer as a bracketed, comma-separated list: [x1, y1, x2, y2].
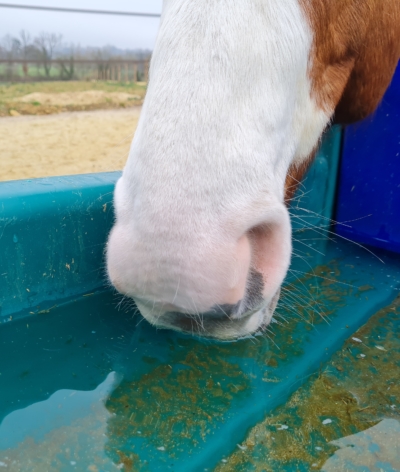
[0, 126, 399, 472]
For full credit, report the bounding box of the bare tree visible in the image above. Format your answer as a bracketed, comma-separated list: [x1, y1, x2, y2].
[1, 34, 21, 78]
[19, 30, 31, 59]
[1, 34, 21, 59]
[0, 31, 151, 82]
[59, 42, 76, 80]
[34, 32, 62, 77]
[19, 30, 33, 78]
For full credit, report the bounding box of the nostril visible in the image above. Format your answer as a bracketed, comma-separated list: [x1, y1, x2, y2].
[246, 217, 292, 302]
[203, 269, 265, 319]
[237, 268, 265, 315]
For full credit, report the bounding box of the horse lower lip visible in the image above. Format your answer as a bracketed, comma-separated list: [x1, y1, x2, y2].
[137, 289, 281, 339]
[170, 301, 266, 325]
[160, 299, 275, 340]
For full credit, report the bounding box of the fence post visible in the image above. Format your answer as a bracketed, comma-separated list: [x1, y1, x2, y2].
[144, 60, 150, 83]
[133, 63, 137, 83]
[23, 62, 29, 81]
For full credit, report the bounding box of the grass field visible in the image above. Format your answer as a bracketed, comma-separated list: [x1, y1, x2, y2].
[0, 80, 147, 117]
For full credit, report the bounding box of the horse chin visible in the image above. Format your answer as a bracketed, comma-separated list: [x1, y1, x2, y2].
[136, 289, 281, 341]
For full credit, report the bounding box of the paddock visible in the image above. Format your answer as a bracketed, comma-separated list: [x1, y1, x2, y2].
[0, 107, 141, 181]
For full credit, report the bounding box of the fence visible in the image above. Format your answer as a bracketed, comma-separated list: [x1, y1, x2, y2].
[0, 59, 150, 82]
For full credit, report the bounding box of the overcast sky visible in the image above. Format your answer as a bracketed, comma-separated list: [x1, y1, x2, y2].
[1, 0, 162, 49]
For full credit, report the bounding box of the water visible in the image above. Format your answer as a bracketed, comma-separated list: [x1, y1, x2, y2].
[0, 235, 400, 471]
[216, 289, 400, 471]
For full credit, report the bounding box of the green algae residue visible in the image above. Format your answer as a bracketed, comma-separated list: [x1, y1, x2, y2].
[1, 251, 393, 471]
[104, 343, 253, 461]
[215, 295, 400, 471]
[278, 262, 352, 325]
[94, 259, 357, 468]
[0, 252, 369, 472]
[102, 260, 356, 464]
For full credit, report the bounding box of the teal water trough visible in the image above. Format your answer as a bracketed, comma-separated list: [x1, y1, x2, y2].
[0, 126, 399, 471]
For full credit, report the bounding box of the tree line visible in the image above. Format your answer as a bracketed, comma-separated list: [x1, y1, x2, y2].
[0, 31, 151, 81]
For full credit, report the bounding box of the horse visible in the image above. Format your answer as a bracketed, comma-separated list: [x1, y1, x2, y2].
[106, 0, 400, 339]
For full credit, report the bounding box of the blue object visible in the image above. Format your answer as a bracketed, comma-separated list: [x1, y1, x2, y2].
[335, 63, 400, 253]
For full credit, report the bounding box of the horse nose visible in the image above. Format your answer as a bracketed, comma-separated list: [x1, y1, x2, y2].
[107, 228, 254, 315]
[107, 203, 292, 339]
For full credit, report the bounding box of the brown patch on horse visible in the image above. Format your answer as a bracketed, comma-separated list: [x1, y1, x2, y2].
[286, 1, 400, 199]
[300, 0, 400, 124]
[284, 147, 318, 204]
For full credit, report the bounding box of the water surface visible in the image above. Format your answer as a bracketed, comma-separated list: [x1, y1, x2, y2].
[1, 235, 399, 471]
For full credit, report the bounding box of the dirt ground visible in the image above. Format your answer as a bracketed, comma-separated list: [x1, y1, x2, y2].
[0, 106, 141, 181]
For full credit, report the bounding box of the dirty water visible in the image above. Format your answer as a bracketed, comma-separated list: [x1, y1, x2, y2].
[215, 294, 400, 472]
[0, 235, 399, 471]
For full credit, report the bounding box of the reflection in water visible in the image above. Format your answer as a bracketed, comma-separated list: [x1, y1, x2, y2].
[322, 419, 400, 471]
[0, 372, 121, 471]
